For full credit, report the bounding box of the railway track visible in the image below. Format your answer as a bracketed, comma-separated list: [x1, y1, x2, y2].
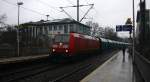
[48, 50, 119, 82]
[0, 57, 63, 82]
[0, 50, 119, 82]
[0, 64, 61, 82]
[49, 64, 92, 82]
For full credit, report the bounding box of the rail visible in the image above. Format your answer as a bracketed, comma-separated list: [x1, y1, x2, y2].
[134, 51, 150, 82]
[49, 64, 92, 82]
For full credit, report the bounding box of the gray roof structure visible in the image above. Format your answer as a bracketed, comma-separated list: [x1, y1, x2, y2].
[21, 18, 91, 28]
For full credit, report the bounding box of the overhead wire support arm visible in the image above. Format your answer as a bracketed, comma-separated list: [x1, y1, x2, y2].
[78, 4, 94, 7]
[60, 7, 75, 20]
[60, 4, 94, 8]
[59, 0, 94, 22]
[80, 4, 94, 22]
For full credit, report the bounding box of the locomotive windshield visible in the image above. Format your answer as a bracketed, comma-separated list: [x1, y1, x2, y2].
[54, 34, 70, 43]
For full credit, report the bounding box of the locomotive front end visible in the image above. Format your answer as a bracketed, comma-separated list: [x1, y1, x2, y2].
[51, 34, 72, 57]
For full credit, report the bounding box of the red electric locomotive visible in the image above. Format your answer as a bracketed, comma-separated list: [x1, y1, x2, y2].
[51, 32, 100, 57]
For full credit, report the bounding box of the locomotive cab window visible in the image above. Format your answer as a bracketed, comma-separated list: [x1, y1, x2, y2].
[54, 34, 70, 43]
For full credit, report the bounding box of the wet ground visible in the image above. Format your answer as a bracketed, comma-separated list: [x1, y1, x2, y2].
[81, 51, 133, 82]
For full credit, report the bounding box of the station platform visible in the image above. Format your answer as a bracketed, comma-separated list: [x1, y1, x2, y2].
[0, 54, 49, 64]
[81, 50, 133, 82]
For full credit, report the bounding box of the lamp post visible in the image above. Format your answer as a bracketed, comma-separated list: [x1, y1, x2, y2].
[46, 15, 49, 21]
[132, 0, 135, 62]
[132, 0, 135, 82]
[17, 2, 23, 56]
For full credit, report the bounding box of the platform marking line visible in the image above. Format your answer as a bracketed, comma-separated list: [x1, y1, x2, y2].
[80, 51, 120, 82]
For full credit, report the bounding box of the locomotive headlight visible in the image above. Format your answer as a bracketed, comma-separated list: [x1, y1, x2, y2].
[59, 43, 63, 46]
[65, 49, 68, 53]
[52, 49, 55, 52]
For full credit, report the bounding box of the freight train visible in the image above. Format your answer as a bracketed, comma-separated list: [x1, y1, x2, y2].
[0, 18, 130, 58]
[50, 32, 129, 59]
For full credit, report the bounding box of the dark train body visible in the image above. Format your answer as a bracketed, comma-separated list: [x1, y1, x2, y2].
[50, 32, 129, 59]
[0, 18, 129, 58]
[51, 33, 100, 57]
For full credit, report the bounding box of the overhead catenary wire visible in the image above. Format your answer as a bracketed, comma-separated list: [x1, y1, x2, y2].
[34, 0, 70, 19]
[1, 0, 54, 19]
[66, 0, 75, 5]
[2, 0, 97, 21]
[84, 0, 100, 14]
[80, 4, 94, 22]
[64, 0, 92, 21]
[83, 0, 101, 20]
[21, 7, 54, 19]
[35, 0, 61, 12]
[60, 7, 74, 20]
[84, 0, 89, 4]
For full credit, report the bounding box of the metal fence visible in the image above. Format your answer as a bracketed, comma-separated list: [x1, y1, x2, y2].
[134, 51, 150, 82]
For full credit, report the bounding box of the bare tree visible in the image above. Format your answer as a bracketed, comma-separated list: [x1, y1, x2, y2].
[0, 14, 7, 26]
[103, 27, 119, 40]
[97, 27, 105, 37]
[86, 21, 99, 36]
[86, 21, 119, 40]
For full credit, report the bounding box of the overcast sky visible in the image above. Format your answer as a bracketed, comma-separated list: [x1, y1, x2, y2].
[0, 0, 150, 37]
